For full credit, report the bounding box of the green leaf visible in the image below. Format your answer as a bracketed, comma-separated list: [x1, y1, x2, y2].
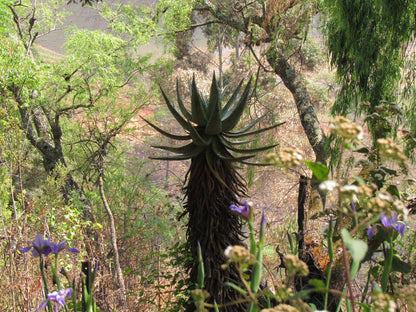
[356, 303, 371, 312]
[222, 76, 252, 131]
[150, 146, 204, 160]
[341, 229, 367, 263]
[224, 122, 285, 138]
[228, 113, 269, 134]
[224, 282, 248, 296]
[308, 279, 325, 289]
[386, 184, 400, 199]
[222, 78, 244, 115]
[160, 87, 190, 130]
[205, 74, 222, 135]
[187, 121, 212, 146]
[191, 76, 207, 125]
[391, 256, 411, 273]
[304, 161, 329, 182]
[341, 229, 368, 279]
[152, 142, 199, 155]
[141, 117, 191, 140]
[176, 79, 192, 120]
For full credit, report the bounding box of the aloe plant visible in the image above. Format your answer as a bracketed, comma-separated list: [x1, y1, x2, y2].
[144, 74, 282, 311]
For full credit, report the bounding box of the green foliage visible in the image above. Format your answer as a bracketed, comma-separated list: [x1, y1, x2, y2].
[299, 36, 325, 70]
[0, 0, 13, 34]
[0, 37, 38, 91]
[341, 229, 368, 279]
[323, 0, 416, 143]
[98, 2, 156, 47]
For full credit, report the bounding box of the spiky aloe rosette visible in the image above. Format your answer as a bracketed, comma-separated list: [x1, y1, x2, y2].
[144, 74, 282, 311]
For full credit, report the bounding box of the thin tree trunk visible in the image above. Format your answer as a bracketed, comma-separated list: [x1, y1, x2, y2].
[296, 175, 342, 311]
[266, 47, 329, 164]
[97, 175, 127, 307]
[218, 32, 224, 91]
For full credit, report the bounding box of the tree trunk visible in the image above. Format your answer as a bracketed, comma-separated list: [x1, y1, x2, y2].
[14, 90, 95, 226]
[183, 153, 247, 312]
[266, 47, 329, 164]
[297, 175, 343, 311]
[98, 175, 127, 308]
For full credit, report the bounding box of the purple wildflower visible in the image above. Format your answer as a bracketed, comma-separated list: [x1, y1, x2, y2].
[36, 288, 73, 312]
[50, 242, 80, 255]
[367, 211, 405, 240]
[366, 225, 377, 240]
[19, 234, 52, 257]
[229, 201, 251, 219]
[380, 212, 405, 237]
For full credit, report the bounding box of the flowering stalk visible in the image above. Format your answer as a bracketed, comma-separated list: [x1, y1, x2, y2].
[39, 257, 53, 312]
[52, 254, 62, 290]
[247, 211, 266, 312]
[196, 241, 204, 290]
[248, 208, 257, 257]
[381, 238, 394, 292]
[324, 217, 335, 311]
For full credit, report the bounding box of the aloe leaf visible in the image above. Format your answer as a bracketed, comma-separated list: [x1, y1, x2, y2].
[219, 136, 242, 149]
[222, 78, 244, 115]
[150, 155, 195, 161]
[222, 76, 252, 131]
[141, 117, 191, 140]
[176, 79, 192, 120]
[226, 143, 278, 154]
[187, 121, 212, 146]
[150, 147, 204, 160]
[152, 142, 200, 155]
[160, 87, 190, 130]
[205, 75, 222, 135]
[224, 122, 284, 138]
[211, 137, 232, 158]
[241, 160, 272, 166]
[224, 154, 256, 162]
[206, 73, 220, 117]
[191, 76, 207, 125]
[225, 113, 268, 133]
[226, 138, 257, 145]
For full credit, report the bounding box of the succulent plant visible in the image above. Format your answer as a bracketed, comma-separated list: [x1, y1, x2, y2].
[143, 74, 283, 165]
[144, 74, 282, 311]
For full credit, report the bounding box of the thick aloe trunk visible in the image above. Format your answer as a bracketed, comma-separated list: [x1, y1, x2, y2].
[183, 152, 247, 311]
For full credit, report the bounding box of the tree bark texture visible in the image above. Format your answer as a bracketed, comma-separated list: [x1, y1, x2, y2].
[183, 153, 247, 312]
[266, 47, 329, 163]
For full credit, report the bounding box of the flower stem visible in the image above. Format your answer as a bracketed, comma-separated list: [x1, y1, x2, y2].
[39, 257, 53, 312]
[324, 217, 334, 310]
[381, 239, 394, 292]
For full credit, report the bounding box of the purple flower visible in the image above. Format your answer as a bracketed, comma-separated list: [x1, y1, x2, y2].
[380, 212, 405, 237]
[367, 212, 405, 240]
[36, 288, 73, 312]
[229, 201, 251, 219]
[50, 242, 80, 255]
[19, 234, 52, 257]
[366, 225, 377, 240]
